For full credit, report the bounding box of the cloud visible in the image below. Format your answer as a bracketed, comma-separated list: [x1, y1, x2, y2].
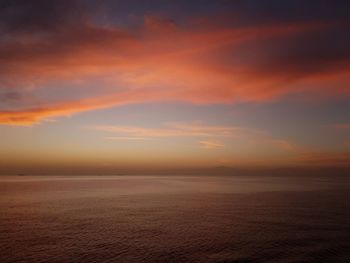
[333, 124, 350, 130]
[92, 121, 306, 155]
[215, 150, 350, 167]
[199, 140, 224, 149]
[296, 151, 350, 167]
[1, 1, 350, 125]
[267, 139, 303, 153]
[93, 122, 254, 138]
[105, 136, 154, 141]
[0, 93, 137, 125]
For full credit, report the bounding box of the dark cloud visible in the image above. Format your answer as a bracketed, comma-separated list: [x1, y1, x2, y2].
[220, 0, 350, 24]
[0, 0, 134, 82]
[0, 0, 89, 34]
[231, 23, 350, 78]
[0, 90, 21, 101]
[1, 0, 349, 78]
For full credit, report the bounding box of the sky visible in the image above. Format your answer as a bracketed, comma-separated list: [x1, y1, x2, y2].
[0, 0, 350, 174]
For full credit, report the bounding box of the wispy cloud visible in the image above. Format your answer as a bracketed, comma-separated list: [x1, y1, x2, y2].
[105, 137, 155, 141]
[92, 121, 305, 154]
[199, 140, 225, 149]
[267, 139, 303, 153]
[93, 122, 261, 139]
[333, 124, 350, 130]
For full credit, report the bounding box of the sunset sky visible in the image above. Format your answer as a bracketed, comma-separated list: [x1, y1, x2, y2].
[1, 0, 350, 174]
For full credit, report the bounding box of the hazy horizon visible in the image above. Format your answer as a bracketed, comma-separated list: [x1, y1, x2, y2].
[2, 165, 350, 177]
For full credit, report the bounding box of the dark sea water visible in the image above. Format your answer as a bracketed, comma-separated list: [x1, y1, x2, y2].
[0, 175, 350, 263]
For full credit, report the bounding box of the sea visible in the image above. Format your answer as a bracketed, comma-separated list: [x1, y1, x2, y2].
[0, 175, 349, 263]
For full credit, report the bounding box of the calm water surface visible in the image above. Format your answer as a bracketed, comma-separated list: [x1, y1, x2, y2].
[0, 175, 349, 263]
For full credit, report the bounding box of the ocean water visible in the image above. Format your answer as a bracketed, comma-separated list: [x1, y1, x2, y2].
[0, 175, 349, 263]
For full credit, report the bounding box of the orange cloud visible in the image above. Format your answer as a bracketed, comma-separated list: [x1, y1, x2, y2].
[93, 122, 253, 138]
[1, 14, 350, 125]
[199, 140, 225, 149]
[106, 137, 154, 141]
[92, 122, 307, 156]
[0, 93, 133, 125]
